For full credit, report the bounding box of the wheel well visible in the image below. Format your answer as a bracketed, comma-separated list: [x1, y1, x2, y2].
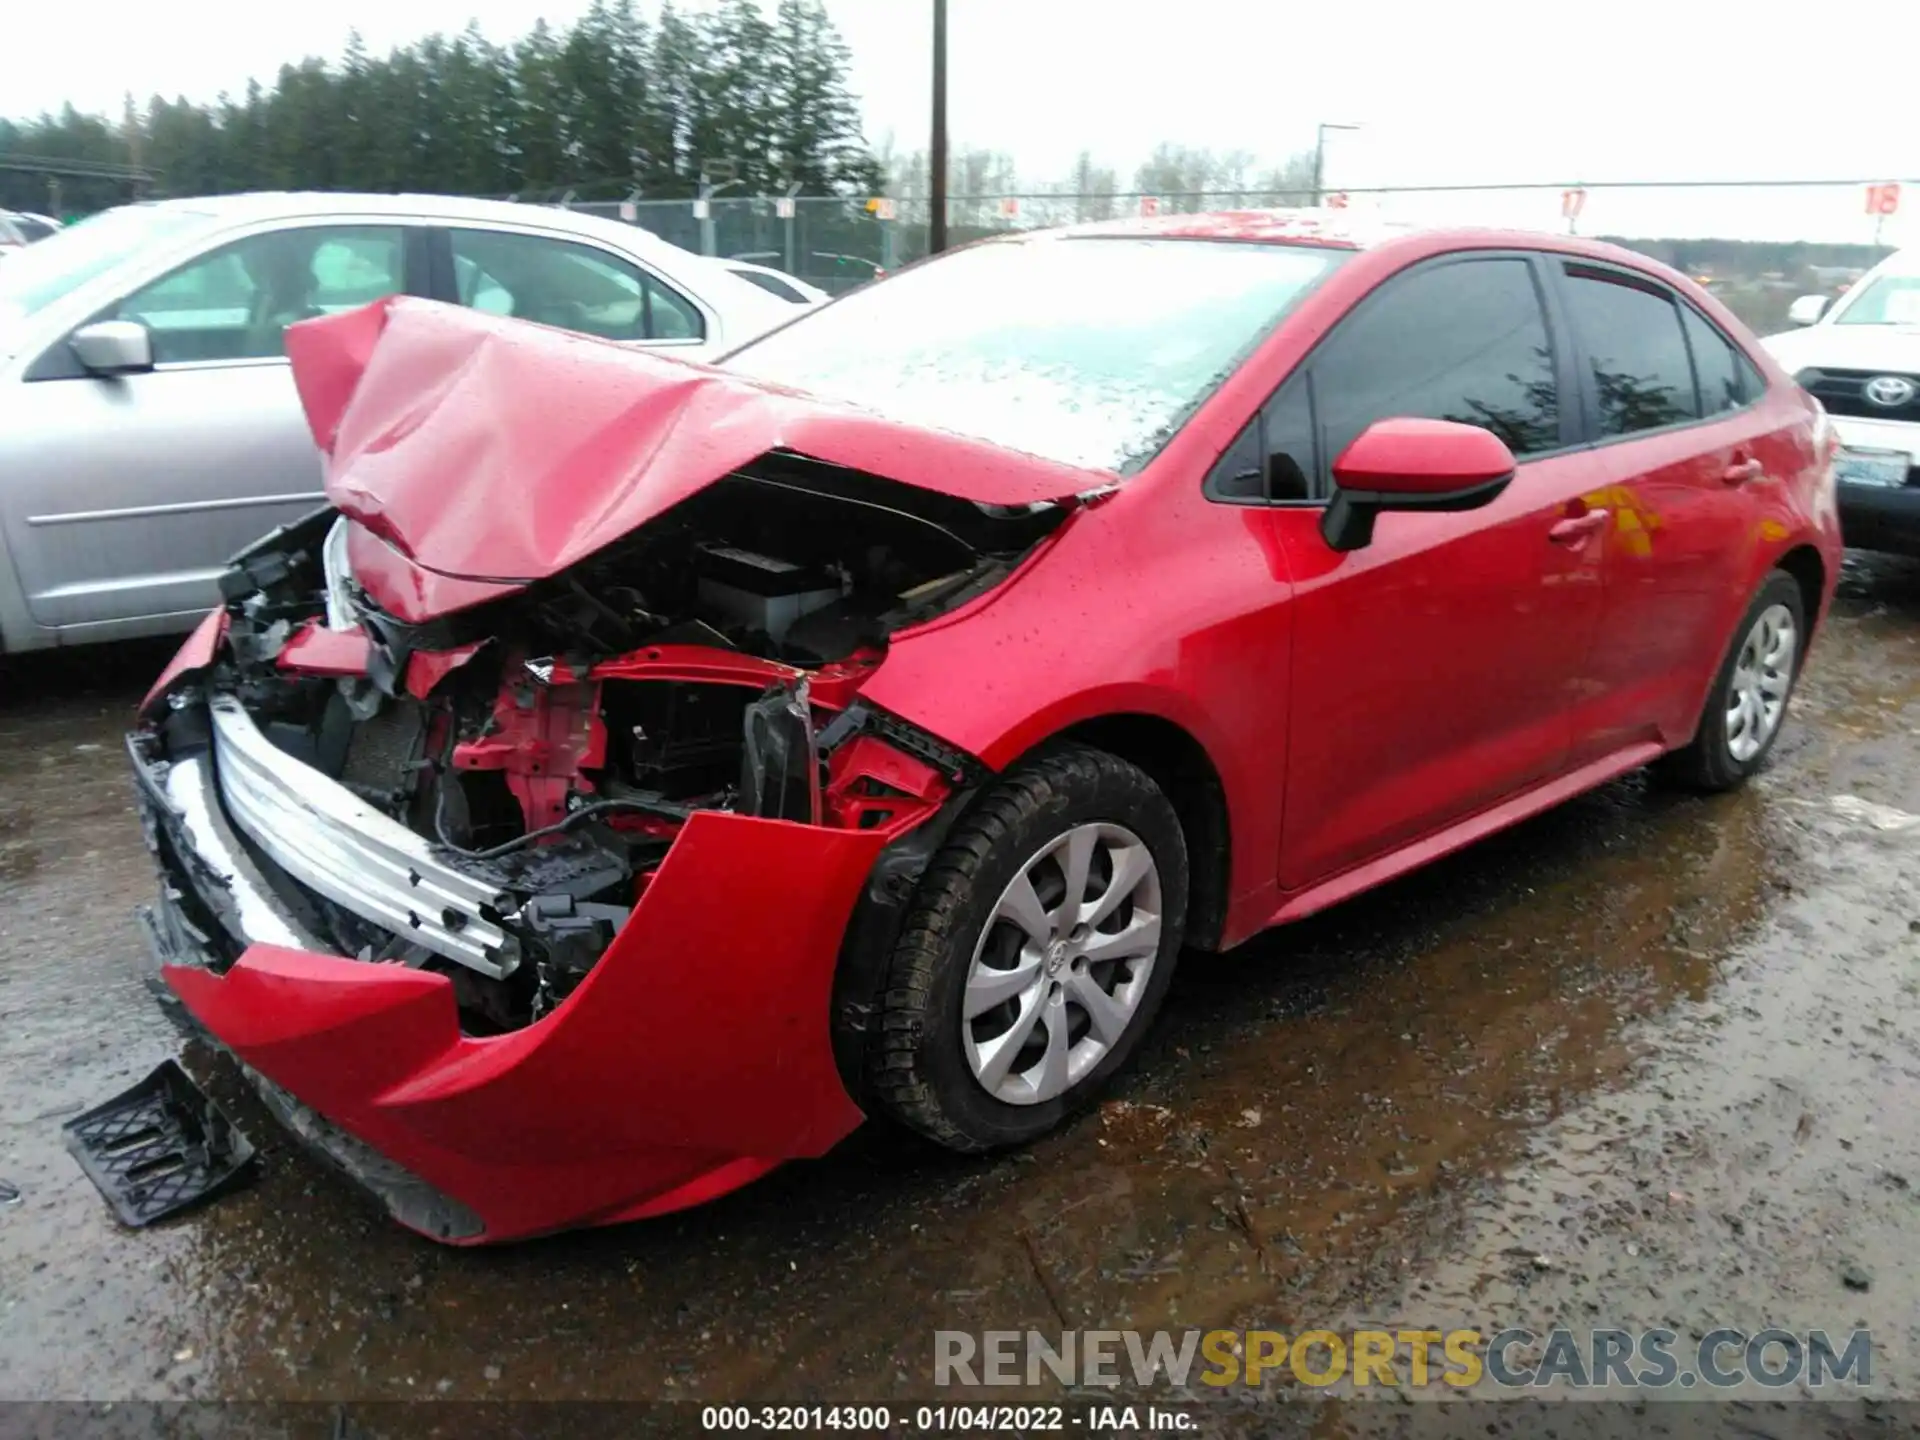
[1775, 545, 1826, 646]
[1054, 714, 1230, 951]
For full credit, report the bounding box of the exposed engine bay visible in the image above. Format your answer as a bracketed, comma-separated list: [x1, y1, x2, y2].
[136, 453, 1065, 1033]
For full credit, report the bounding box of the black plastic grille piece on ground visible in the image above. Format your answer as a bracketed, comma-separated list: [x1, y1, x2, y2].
[63, 1060, 257, 1226]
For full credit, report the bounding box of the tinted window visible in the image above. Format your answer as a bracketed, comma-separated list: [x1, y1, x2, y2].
[112, 225, 404, 364]
[1681, 305, 1745, 415]
[1562, 267, 1699, 436]
[1312, 258, 1559, 478]
[448, 229, 705, 342]
[1265, 380, 1315, 502]
[1207, 419, 1265, 500]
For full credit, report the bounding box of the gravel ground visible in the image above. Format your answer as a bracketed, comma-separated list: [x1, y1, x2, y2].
[2, 555, 1918, 1433]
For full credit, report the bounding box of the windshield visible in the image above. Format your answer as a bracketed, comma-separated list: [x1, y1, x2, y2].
[727, 237, 1348, 472]
[1835, 272, 1920, 326]
[0, 205, 217, 322]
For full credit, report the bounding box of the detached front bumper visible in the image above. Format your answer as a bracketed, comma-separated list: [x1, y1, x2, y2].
[130, 702, 884, 1244]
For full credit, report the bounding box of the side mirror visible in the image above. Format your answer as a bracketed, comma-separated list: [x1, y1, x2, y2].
[1321, 418, 1516, 553]
[69, 320, 154, 376]
[1786, 294, 1829, 327]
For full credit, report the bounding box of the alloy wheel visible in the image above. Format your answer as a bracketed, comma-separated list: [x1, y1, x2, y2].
[1726, 601, 1796, 762]
[961, 822, 1163, 1106]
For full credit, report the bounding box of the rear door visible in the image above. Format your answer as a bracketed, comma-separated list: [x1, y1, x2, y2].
[1550, 262, 1776, 760]
[1267, 252, 1610, 891]
[3, 221, 422, 631]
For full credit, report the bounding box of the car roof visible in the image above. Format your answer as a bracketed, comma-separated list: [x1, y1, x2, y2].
[130, 190, 696, 258]
[1032, 207, 1675, 268]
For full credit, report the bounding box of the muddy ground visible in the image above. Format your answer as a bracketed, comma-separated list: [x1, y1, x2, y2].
[3, 557, 1920, 1429]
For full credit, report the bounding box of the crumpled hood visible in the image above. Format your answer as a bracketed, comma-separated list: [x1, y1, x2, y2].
[285, 296, 1108, 593]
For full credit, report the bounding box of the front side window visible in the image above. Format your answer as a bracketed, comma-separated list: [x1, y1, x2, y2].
[448, 229, 706, 343]
[111, 225, 404, 365]
[1310, 257, 1560, 476]
[1560, 267, 1699, 437]
[1264, 380, 1316, 501]
[728, 237, 1349, 473]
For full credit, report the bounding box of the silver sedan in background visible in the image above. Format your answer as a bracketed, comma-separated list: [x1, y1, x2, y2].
[0, 192, 802, 653]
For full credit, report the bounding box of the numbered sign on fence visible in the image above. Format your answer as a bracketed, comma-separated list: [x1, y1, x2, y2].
[1866, 183, 1901, 217]
[775, 196, 796, 219]
[1139, 195, 1161, 218]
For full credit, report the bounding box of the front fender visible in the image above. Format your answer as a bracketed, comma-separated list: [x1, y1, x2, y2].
[858, 486, 1295, 937]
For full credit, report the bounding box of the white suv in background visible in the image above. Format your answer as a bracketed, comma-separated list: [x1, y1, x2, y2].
[1764, 247, 1920, 555]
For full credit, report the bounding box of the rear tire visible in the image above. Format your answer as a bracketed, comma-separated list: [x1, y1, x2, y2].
[865, 744, 1188, 1152]
[1657, 570, 1806, 792]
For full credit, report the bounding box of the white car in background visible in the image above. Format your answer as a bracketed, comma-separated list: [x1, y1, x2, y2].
[0, 191, 796, 653]
[1764, 246, 1920, 554]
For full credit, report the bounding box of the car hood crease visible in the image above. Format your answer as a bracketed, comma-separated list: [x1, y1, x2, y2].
[286, 296, 1110, 585]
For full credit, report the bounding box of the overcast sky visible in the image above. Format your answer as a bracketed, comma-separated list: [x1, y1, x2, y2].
[6, 0, 1917, 243]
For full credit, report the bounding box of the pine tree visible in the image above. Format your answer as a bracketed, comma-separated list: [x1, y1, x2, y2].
[0, 5, 890, 210]
[768, 0, 879, 194]
[508, 20, 569, 193]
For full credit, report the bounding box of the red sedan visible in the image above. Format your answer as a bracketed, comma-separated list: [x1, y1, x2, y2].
[126, 212, 1840, 1242]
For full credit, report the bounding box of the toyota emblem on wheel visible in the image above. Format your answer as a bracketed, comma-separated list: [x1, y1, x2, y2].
[1864, 374, 1917, 408]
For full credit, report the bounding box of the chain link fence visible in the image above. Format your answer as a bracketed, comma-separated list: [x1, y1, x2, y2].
[550, 180, 1914, 329]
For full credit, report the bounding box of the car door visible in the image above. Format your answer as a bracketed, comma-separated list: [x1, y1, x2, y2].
[435, 226, 711, 354]
[1549, 262, 1774, 761]
[2, 221, 418, 632]
[1260, 252, 1609, 892]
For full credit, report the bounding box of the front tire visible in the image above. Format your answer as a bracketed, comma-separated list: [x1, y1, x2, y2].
[1658, 570, 1806, 792]
[866, 744, 1189, 1152]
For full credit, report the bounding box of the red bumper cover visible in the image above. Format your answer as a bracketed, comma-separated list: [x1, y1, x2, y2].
[164, 810, 885, 1243]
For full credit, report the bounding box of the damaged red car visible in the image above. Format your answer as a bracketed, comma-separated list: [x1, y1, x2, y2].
[127, 213, 1842, 1243]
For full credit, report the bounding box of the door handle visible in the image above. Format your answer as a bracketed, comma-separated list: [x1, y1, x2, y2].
[1548, 509, 1609, 543]
[1723, 457, 1765, 485]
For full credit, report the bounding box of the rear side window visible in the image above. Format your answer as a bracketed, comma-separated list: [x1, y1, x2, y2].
[448, 228, 706, 342]
[1561, 267, 1699, 436]
[1311, 258, 1560, 479]
[730, 267, 809, 303]
[1680, 305, 1745, 415]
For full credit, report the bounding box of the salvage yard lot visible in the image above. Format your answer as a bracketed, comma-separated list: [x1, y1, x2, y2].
[3, 555, 1920, 1414]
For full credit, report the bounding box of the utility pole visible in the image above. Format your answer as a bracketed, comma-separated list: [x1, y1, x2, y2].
[1311, 121, 1360, 206]
[929, 0, 949, 254]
